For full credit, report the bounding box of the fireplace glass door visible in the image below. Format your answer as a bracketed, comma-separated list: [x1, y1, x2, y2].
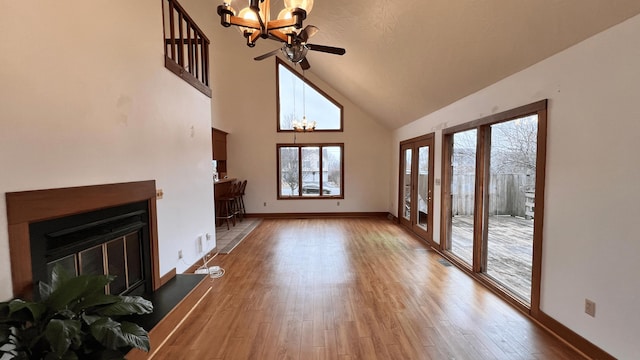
[46, 231, 143, 295]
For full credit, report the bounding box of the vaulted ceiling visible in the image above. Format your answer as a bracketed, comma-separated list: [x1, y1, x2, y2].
[254, 0, 640, 129]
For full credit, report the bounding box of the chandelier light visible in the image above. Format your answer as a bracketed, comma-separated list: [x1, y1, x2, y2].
[217, 0, 314, 47]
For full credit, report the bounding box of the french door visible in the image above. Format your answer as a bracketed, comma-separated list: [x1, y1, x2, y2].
[399, 134, 434, 244]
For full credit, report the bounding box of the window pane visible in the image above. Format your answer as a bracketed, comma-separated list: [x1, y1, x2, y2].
[417, 145, 429, 230]
[403, 148, 412, 221]
[485, 115, 538, 303]
[79, 244, 105, 277]
[278, 63, 341, 130]
[278, 144, 343, 199]
[323, 146, 341, 196]
[126, 232, 143, 286]
[47, 254, 77, 283]
[280, 147, 299, 196]
[106, 237, 127, 295]
[301, 147, 320, 196]
[449, 129, 477, 266]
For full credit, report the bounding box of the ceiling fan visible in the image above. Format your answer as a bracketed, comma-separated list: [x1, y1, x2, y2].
[254, 25, 346, 70]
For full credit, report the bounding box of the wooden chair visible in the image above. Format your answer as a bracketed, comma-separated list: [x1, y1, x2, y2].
[215, 182, 237, 230]
[234, 180, 247, 221]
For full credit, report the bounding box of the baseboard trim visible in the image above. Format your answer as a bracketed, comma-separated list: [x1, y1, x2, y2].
[537, 311, 615, 360]
[245, 212, 389, 219]
[184, 249, 218, 274]
[159, 268, 176, 287]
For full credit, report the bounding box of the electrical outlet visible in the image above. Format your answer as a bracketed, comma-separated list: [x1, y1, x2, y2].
[585, 299, 596, 317]
[178, 250, 183, 259]
[206, 233, 212, 241]
[263, 202, 267, 207]
[337, 201, 340, 206]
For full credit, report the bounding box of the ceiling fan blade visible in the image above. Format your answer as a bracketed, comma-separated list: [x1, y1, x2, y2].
[254, 48, 281, 61]
[307, 43, 346, 55]
[299, 25, 319, 43]
[300, 57, 311, 70]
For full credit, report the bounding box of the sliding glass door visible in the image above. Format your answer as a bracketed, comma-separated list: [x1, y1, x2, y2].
[449, 129, 477, 266]
[441, 101, 547, 310]
[484, 116, 538, 302]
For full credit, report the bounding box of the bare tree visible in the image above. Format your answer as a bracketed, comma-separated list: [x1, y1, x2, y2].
[281, 113, 296, 130]
[452, 129, 477, 175]
[323, 147, 340, 184]
[491, 115, 538, 175]
[280, 147, 299, 195]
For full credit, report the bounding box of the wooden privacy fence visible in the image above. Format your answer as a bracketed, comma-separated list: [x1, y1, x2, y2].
[451, 173, 534, 217]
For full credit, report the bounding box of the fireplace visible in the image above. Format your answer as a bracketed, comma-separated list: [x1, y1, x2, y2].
[6, 181, 160, 299]
[29, 201, 152, 298]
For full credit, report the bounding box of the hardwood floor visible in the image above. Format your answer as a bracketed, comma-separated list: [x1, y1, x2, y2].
[153, 218, 583, 360]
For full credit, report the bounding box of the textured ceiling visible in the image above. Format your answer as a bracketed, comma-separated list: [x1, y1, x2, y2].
[264, 0, 640, 129]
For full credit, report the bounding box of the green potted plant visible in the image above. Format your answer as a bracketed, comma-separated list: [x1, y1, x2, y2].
[0, 266, 153, 359]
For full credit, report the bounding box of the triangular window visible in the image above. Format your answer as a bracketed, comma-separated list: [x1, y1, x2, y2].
[276, 59, 343, 131]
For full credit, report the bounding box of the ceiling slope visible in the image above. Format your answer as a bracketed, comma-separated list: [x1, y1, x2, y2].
[284, 0, 640, 129]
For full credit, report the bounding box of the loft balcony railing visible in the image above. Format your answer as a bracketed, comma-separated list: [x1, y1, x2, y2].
[163, 0, 211, 97]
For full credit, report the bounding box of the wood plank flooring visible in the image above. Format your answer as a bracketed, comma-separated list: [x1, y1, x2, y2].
[153, 218, 583, 360]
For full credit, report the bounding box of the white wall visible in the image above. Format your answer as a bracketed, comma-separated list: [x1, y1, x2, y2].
[0, 0, 216, 300]
[392, 14, 640, 359]
[209, 14, 391, 214]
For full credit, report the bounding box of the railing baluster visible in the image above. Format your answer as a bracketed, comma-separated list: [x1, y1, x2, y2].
[194, 32, 199, 80]
[178, 11, 184, 67]
[168, 0, 176, 61]
[205, 41, 210, 86]
[186, 21, 193, 75]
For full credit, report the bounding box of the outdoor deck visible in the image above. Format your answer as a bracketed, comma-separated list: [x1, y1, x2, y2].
[450, 215, 533, 301]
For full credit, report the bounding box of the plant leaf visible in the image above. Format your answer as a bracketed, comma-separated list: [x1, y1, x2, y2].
[45, 319, 81, 358]
[44, 352, 78, 360]
[9, 352, 30, 360]
[0, 301, 9, 316]
[94, 296, 153, 317]
[39, 280, 53, 301]
[8, 299, 47, 322]
[88, 317, 122, 350]
[89, 317, 150, 351]
[119, 322, 150, 352]
[73, 293, 121, 313]
[61, 351, 79, 360]
[46, 274, 113, 311]
[81, 313, 102, 325]
[0, 323, 14, 345]
[50, 264, 74, 293]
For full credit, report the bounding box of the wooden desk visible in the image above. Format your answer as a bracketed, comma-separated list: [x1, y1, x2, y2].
[214, 178, 237, 199]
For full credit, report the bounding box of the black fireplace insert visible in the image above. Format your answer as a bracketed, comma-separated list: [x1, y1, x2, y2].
[28, 201, 153, 299]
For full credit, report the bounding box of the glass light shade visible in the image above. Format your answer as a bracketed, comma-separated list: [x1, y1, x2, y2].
[277, 8, 296, 34]
[237, 7, 259, 34]
[293, 116, 315, 132]
[284, 0, 313, 14]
